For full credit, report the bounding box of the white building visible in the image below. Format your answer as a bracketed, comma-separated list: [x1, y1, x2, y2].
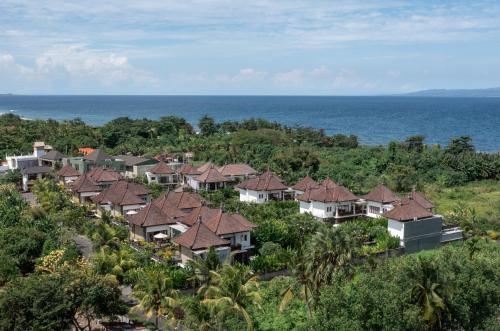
[145, 161, 179, 188]
[188, 166, 228, 191]
[236, 171, 289, 204]
[296, 179, 362, 221]
[6, 141, 52, 170]
[363, 184, 400, 218]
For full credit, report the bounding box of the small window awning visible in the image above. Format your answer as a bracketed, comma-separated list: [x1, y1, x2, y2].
[170, 223, 188, 233]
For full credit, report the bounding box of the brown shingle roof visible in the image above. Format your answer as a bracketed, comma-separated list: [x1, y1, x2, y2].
[296, 184, 358, 203]
[83, 149, 114, 163]
[87, 167, 122, 183]
[218, 164, 258, 177]
[383, 198, 434, 221]
[149, 161, 175, 174]
[92, 180, 149, 206]
[178, 164, 200, 175]
[71, 174, 100, 193]
[204, 210, 257, 235]
[116, 154, 155, 166]
[410, 190, 435, 210]
[235, 171, 288, 191]
[40, 150, 66, 161]
[57, 164, 80, 177]
[194, 166, 228, 183]
[364, 184, 400, 204]
[128, 202, 181, 227]
[173, 220, 230, 250]
[292, 176, 319, 191]
[320, 178, 338, 188]
[180, 206, 220, 227]
[153, 190, 204, 211]
[196, 161, 215, 173]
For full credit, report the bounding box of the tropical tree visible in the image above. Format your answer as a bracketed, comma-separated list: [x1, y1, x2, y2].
[306, 227, 357, 296]
[132, 268, 178, 329]
[187, 246, 222, 287]
[200, 264, 261, 331]
[408, 256, 448, 330]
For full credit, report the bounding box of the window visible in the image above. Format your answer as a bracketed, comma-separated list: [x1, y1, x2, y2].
[369, 206, 381, 214]
[258, 194, 264, 199]
[244, 234, 248, 241]
[326, 206, 332, 212]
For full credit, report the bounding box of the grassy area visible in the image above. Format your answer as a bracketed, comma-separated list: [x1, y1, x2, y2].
[427, 180, 500, 232]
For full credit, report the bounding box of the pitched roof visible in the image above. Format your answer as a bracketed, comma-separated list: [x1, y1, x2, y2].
[364, 184, 400, 204]
[92, 180, 149, 206]
[296, 184, 358, 203]
[383, 198, 434, 221]
[128, 203, 180, 227]
[180, 206, 221, 227]
[218, 163, 258, 177]
[40, 150, 66, 161]
[178, 164, 200, 175]
[83, 149, 114, 163]
[149, 161, 175, 174]
[87, 167, 121, 183]
[410, 190, 435, 210]
[153, 190, 203, 211]
[204, 210, 257, 235]
[196, 161, 215, 173]
[173, 220, 230, 250]
[292, 176, 319, 191]
[235, 171, 288, 191]
[194, 166, 228, 183]
[71, 174, 100, 193]
[320, 178, 338, 188]
[116, 154, 156, 167]
[57, 164, 80, 177]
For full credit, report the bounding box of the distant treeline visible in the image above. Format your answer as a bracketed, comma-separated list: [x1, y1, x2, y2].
[1, 113, 499, 192]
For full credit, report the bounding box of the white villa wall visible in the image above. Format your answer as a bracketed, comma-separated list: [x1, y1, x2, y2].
[366, 201, 395, 218]
[221, 231, 252, 251]
[239, 189, 268, 203]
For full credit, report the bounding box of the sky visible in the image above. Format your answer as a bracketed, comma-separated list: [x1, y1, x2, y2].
[1, 0, 500, 95]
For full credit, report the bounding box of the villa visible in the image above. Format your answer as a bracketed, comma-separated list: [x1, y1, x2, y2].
[296, 179, 363, 221]
[153, 189, 204, 213]
[188, 165, 228, 191]
[178, 163, 200, 185]
[38, 150, 66, 168]
[69, 149, 125, 174]
[70, 174, 101, 204]
[291, 175, 319, 197]
[145, 161, 180, 188]
[86, 167, 122, 189]
[173, 220, 231, 266]
[21, 165, 53, 191]
[91, 180, 150, 217]
[409, 189, 435, 212]
[363, 184, 400, 218]
[236, 171, 289, 203]
[6, 141, 52, 170]
[57, 164, 81, 185]
[116, 154, 158, 178]
[217, 163, 258, 182]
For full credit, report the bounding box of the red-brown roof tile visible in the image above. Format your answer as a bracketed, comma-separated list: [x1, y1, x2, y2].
[410, 190, 435, 210]
[71, 174, 100, 193]
[194, 166, 228, 183]
[57, 164, 80, 177]
[87, 167, 122, 183]
[383, 198, 434, 221]
[173, 220, 230, 250]
[292, 176, 319, 191]
[296, 184, 358, 203]
[149, 161, 175, 174]
[153, 190, 204, 211]
[218, 163, 258, 177]
[92, 180, 149, 206]
[364, 184, 400, 204]
[235, 171, 288, 191]
[128, 202, 182, 227]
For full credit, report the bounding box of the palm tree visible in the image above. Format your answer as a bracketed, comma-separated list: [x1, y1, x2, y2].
[279, 249, 314, 318]
[183, 295, 219, 331]
[132, 268, 178, 329]
[187, 246, 222, 287]
[306, 227, 356, 295]
[409, 257, 448, 330]
[200, 264, 261, 331]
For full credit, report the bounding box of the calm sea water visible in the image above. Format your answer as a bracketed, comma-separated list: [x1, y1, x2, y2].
[1, 95, 499, 151]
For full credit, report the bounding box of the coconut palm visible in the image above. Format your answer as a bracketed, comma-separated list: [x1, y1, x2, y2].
[409, 257, 448, 330]
[187, 246, 222, 287]
[200, 264, 261, 331]
[132, 268, 178, 329]
[279, 249, 314, 318]
[306, 227, 356, 294]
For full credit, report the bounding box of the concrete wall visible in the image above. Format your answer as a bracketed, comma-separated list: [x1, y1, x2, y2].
[221, 231, 252, 251]
[388, 216, 443, 253]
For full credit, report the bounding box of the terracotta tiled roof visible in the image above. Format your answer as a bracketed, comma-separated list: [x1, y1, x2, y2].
[83, 149, 114, 163]
[153, 190, 203, 211]
[178, 164, 200, 175]
[92, 180, 150, 206]
[218, 164, 258, 177]
[128, 203, 180, 227]
[196, 162, 215, 173]
[40, 150, 66, 161]
[320, 178, 338, 188]
[235, 171, 288, 191]
[87, 167, 122, 183]
[149, 161, 175, 174]
[194, 166, 228, 183]
[57, 164, 80, 177]
[173, 220, 230, 250]
[410, 190, 435, 210]
[71, 174, 100, 193]
[204, 210, 257, 235]
[364, 184, 400, 204]
[292, 176, 319, 191]
[296, 184, 358, 203]
[180, 206, 220, 226]
[383, 198, 434, 221]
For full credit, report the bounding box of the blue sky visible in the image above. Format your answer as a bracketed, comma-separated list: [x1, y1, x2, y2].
[1, 0, 500, 95]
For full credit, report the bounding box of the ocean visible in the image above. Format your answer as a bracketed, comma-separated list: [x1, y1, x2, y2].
[1, 95, 499, 152]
